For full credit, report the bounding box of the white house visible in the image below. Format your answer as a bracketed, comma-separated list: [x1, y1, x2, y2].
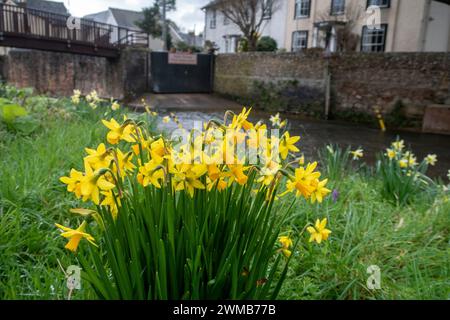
[202, 0, 288, 53]
[84, 7, 165, 51]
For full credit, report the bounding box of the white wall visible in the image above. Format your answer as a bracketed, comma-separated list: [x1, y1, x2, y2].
[424, 0, 450, 52]
[204, 1, 288, 53]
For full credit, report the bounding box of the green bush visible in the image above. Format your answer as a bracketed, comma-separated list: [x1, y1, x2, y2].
[256, 36, 278, 52]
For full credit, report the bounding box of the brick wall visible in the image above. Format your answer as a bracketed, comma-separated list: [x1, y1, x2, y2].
[0, 48, 150, 100]
[214, 52, 450, 120]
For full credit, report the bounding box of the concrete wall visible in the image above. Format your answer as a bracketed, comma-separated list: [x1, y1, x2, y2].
[214, 52, 450, 120]
[0, 48, 150, 100]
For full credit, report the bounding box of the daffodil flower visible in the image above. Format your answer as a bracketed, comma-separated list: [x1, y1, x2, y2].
[137, 160, 165, 188]
[285, 162, 321, 198]
[80, 162, 116, 205]
[386, 148, 396, 160]
[55, 221, 97, 252]
[425, 154, 437, 166]
[310, 179, 331, 203]
[102, 118, 135, 145]
[350, 148, 364, 160]
[278, 235, 293, 258]
[307, 218, 332, 244]
[279, 132, 300, 160]
[60, 169, 84, 198]
[85, 143, 113, 170]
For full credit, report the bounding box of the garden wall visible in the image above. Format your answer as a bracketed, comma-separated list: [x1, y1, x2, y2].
[214, 52, 450, 121]
[0, 48, 150, 100]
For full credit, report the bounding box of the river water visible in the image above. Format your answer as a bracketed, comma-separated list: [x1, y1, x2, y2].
[155, 110, 450, 178]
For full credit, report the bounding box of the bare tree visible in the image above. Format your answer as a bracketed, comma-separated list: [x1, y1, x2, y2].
[215, 0, 281, 52]
[316, 1, 365, 52]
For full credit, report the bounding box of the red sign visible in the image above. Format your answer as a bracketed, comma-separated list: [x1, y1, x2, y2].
[168, 53, 198, 65]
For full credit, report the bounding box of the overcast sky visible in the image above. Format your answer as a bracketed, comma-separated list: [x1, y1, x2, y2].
[61, 0, 209, 33]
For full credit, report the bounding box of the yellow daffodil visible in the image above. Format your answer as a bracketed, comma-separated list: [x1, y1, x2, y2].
[137, 160, 165, 188]
[392, 140, 405, 151]
[55, 221, 97, 252]
[171, 164, 207, 197]
[80, 162, 116, 205]
[307, 218, 331, 244]
[279, 235, 293, 249]
[71, 90, 81, 105]
[115, 149, 136, 177]
[257, 160, 280, 186]
[298, 155, 305, 166]
[60, 169, 83, 198]
[399, 158, 409, 168]
[111, 100, 120, 111]
[310, 179, 331, 204]
[270, 113, 281, 127]
[226, 164, 249, 185]
[425, 154, 437, 166]
[85, 143, 113, 170]
[386, 148, 396, 160]
[162, 116, 171, 123]
[102, 118, 135, 145]
[351, 148, 364, 160]
[207, 176, 228, 192]
[101, 190, 121, 219]
[278, 235, 293, 258]
[229, 107, 252, 130]
[279, 132, 300, 160]
[286, 162, 321, 198]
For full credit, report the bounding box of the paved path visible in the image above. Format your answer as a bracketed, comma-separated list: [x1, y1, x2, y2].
[130, 93, 243, 113]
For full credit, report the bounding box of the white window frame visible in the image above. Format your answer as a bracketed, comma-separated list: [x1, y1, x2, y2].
[361, 24, 387, 52]
[295, 0, 311, 19]
[292, 31, 308, 52]
[367, 0, 390, 8]
[210, 10, 216, 29]
[331, 0, 346, 15]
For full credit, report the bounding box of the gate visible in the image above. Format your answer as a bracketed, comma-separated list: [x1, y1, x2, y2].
[150, 52, 214, 93]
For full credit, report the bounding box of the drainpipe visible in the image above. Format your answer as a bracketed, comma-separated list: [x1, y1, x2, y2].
[390, 0, 401, 51]
[418, 0, 432, 52]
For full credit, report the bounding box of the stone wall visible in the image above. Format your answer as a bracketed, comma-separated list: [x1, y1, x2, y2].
[0, 48, 151, 100]
[330, 53, 450, 119]
[214, 52, 450, 121]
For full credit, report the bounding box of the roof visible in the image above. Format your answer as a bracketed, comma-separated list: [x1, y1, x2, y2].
[17, 0, 69, 15]
[84, 10, 111, 23]
[109, 7, 144, 30]
[201, 0, 221, 10]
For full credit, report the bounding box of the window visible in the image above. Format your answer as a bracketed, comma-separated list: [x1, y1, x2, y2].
[331, 0, 345, 15]
[361, 24, 387, 52]
[367, 0, 390, 8]
[262, 0, 272, 20]
[210, 10, 216, 29]
[223, 14, 230, 25]
[295, 0, 311, 19]
[292, 31, 308, 51]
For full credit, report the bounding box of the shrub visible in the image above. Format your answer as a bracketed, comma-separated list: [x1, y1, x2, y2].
[56, 108, 332, 300]
[256, 36, 278, 52]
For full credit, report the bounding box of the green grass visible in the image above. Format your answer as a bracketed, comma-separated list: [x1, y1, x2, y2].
[279, 175, 449, 300]
[0, 91, 448, 300]
[0, 99, 113, 299]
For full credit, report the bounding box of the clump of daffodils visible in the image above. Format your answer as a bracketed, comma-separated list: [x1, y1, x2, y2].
[379, 138, 436, 205]
[384, 139, 437, 172]
[57, 108, 330, 251]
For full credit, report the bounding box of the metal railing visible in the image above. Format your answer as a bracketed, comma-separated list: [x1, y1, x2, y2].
[0, 4, 149, 52]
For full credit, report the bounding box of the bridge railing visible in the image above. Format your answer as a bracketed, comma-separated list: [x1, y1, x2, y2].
[0, 4, 149, 50]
